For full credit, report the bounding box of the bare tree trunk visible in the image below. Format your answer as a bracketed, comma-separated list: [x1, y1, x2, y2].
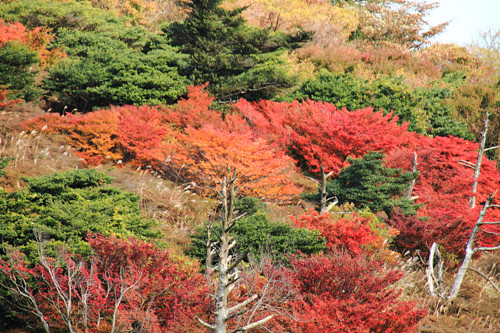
[405, 152, 418, 199]
[426, 242, 444, 297]
[428, 193, 500, 300]
[319, 163, 335, 214]
[197, 170, 282, 332]
[449, 193, 497, 299]
[214, 176, 233, 333]
[469, 111, 489, 208]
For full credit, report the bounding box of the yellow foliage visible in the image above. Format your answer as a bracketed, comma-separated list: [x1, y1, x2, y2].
[223, 0, 358, 46]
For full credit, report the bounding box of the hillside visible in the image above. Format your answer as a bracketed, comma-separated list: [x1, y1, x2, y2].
[0, 0, 499, 332]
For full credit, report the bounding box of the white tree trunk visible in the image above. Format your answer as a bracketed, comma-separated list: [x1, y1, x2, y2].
[469, 111, 489, 208]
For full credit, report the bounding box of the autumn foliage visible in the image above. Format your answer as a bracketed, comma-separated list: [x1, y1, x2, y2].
[0, 234, 208, 332]
[23, 86, 299, 201]
[23, 84, 500, 257]
[287, 253, 427, 332]
[386, 135, 500, 258]
[0, 19, 64, 67]
[172, 125, 298, 200]
[236, 98, 410, 175]
[289, 209, 383, 255]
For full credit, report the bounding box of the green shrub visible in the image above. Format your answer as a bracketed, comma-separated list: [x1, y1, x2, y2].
[0, 0, 132, 32]
[0, 157, 9, 179]
[326, 151, 419, 216]
[414, 86, 474, 140]
[288, 70, 475, 139]
[189, 211, 325, 265]
[0, 42, 40, 101]
[288, 71, 420, 128]
[165, 0, 309, 102]
[43, 29, 188, 111]
[0, 169, 160, 261]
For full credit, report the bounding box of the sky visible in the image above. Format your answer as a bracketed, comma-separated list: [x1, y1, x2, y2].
[424, 0, 500, 46]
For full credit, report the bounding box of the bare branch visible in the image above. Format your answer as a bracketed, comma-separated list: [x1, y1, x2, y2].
[305, 176, 320, 185]
[237, 315, 274, 332]
[448, 193, 495, 299]
[197, 317, 216, 330]
[467, 267, 500, 294]
[484, 145, 500, 152]
[457, 160, 476, 169]
[475, 245, 500, 252]
[227, 294, 258, 315]
[426, 242, 444, 298]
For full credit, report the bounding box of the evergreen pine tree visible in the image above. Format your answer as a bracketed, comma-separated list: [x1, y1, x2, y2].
[326, 151, 419, 216]
[165, 0, 309, 102]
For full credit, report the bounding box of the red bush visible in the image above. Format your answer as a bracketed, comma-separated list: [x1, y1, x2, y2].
[288, 253, 427, 332]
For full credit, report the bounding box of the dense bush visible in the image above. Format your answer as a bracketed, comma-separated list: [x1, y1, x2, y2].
[289, 208, 385, 255]
[288, 70, 474, 139]
[0, 234, 208, 332]
[0, 169, 160, 261]
[189, 211, 325, 264]
[288, 252, 427, 332]
[326, 152, 418, 216]
[44, 29, 188, 111]
[0, 0, 132, 32]
[165, 0, 309, 102]
[0, 42, 39, 101]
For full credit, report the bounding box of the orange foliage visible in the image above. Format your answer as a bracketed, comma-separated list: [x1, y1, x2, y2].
[23, 110, 123, 165]
[0, 89, 21, 108]
[22, 85, 300, 202]
[163, 83, 223, 130]
[0, 19, 65, 67]
[116, 105, 173, 166]
[171, 125, 300, 201]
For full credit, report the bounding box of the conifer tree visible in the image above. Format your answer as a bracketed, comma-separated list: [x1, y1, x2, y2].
[326, 151, 418, 216]
[166, 0, 309, 102]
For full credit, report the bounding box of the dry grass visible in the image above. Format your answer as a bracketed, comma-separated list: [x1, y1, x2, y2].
[0, 103, 82, 191]
[105, 166, 216, 253]
[395, 252, 500, 332]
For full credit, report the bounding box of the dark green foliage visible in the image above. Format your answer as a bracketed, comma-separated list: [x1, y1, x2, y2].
[326, 152, 418, 216]
[0, 42, 40, 101]
[165, 0, 309, 102]
[43, 29, 188, 111]
[288, 71, 420, 129]
[24, 168, 113, 197]
[414, 86, 474, 140]
[288, 70, 474, 139]
[0, 169, 160, 261]
[189, 212, 325, 264]
[234, 196, 266, 216]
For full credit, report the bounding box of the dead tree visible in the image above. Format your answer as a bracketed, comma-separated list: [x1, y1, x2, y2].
[197, 170, 274, 332]
[469, 111, 490, 208]
[306, 163, 337, 214]
[405, 152, 418, 200]
[455, 110, 500, 208]
[319, 163, 338, 213]
[0, 249, 51, 333]
[427, 192, 500, 300]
